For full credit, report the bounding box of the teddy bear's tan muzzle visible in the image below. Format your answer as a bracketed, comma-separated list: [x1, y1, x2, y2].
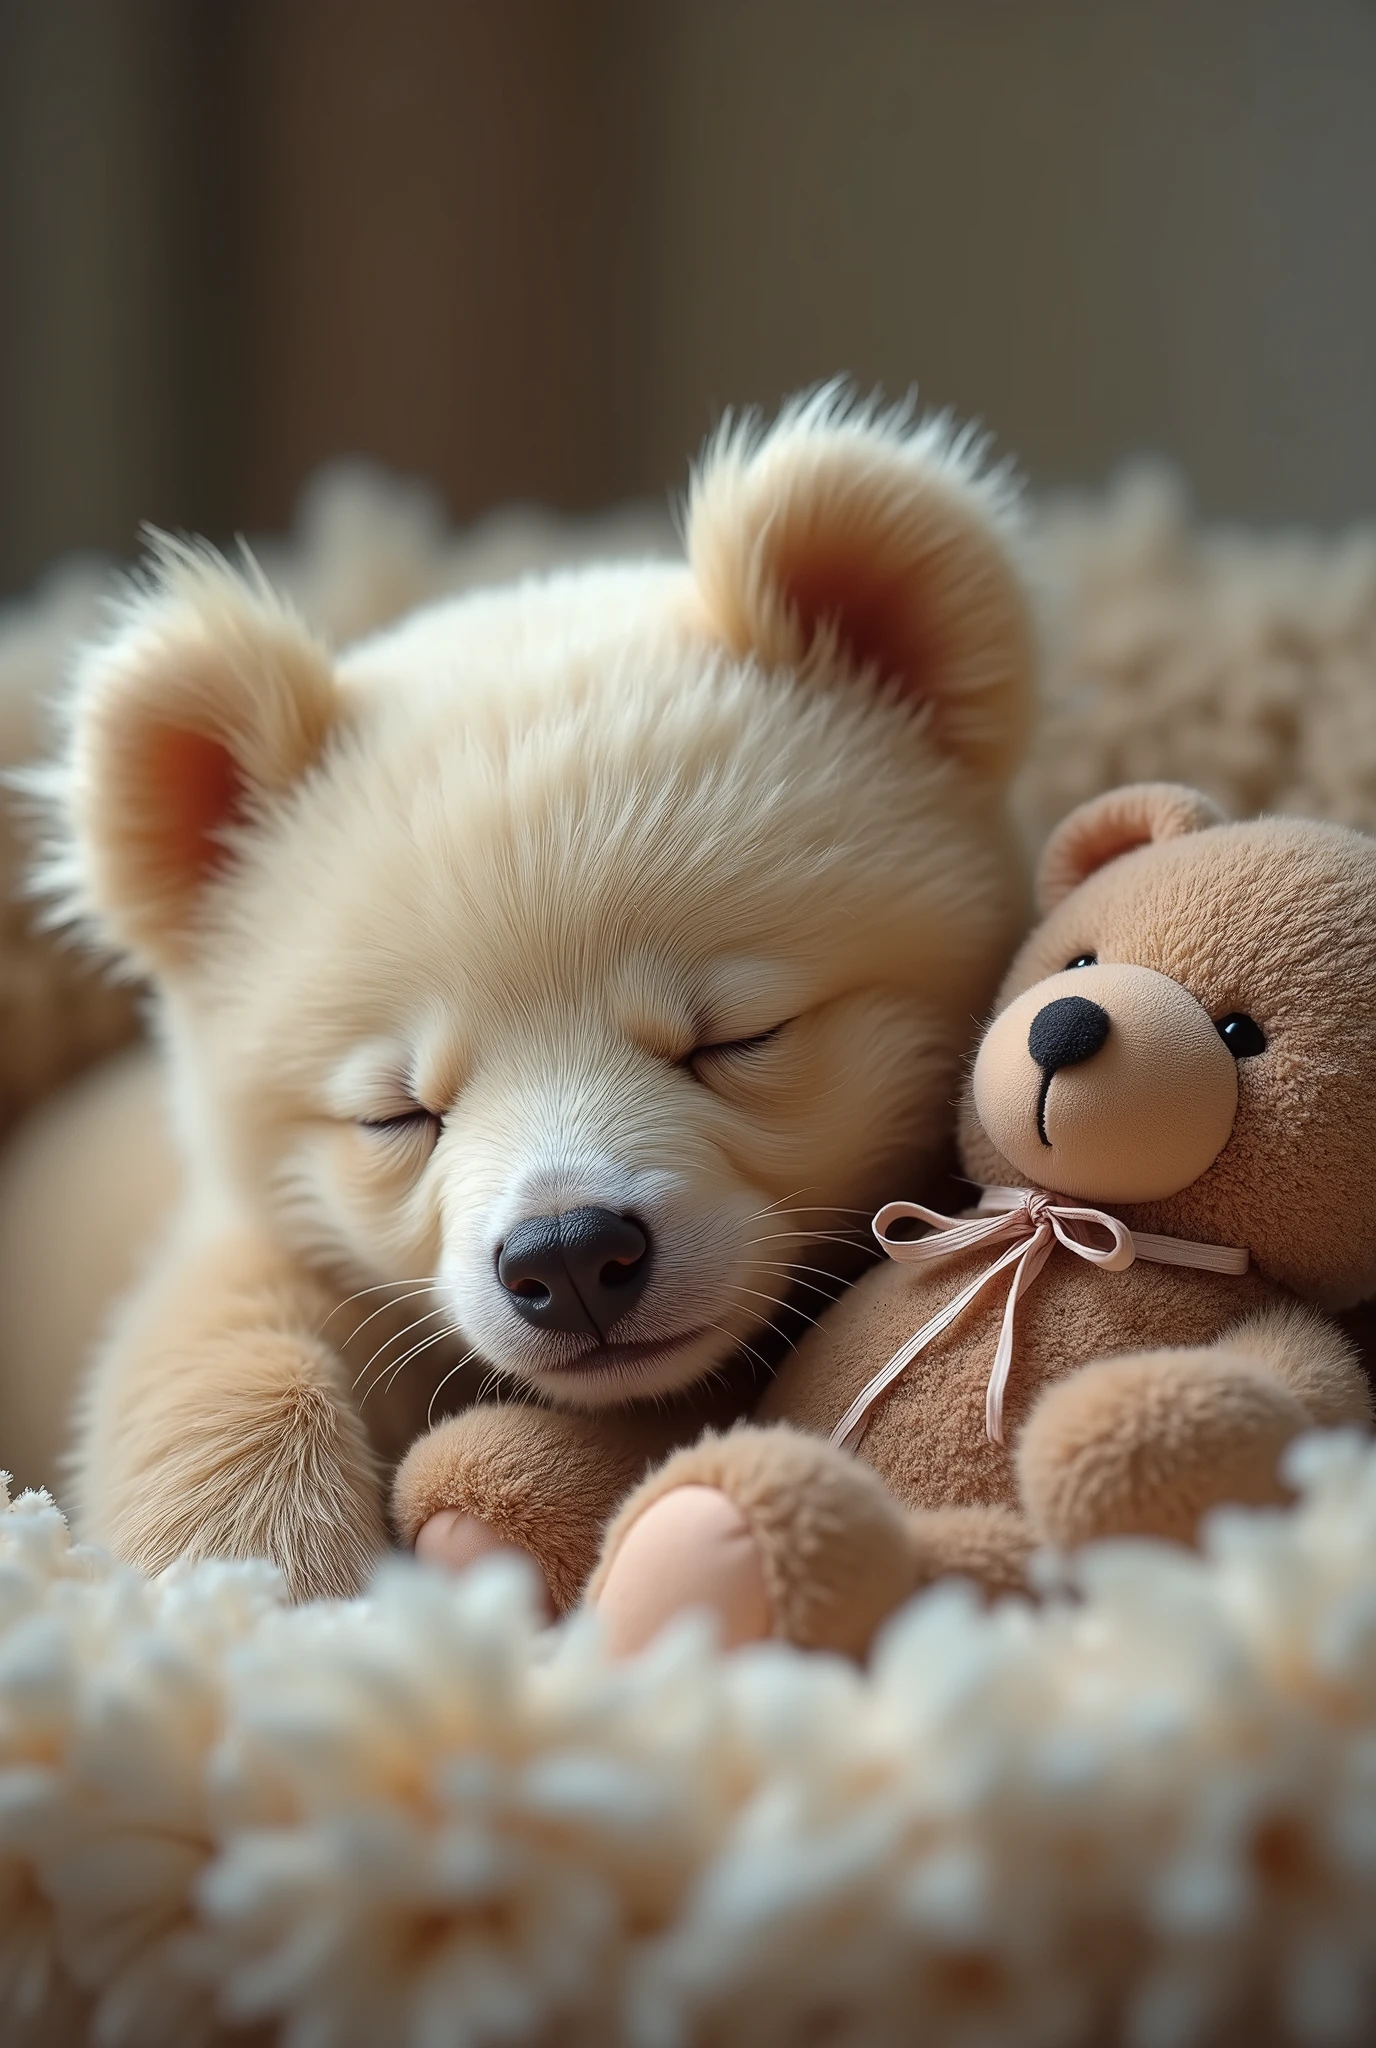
[972, 962, 1239, 1203]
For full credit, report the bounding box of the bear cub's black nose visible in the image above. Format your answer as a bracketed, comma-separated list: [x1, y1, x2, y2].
[1028, 994, 1111, 1075]
[497, 1206, 652, 1337]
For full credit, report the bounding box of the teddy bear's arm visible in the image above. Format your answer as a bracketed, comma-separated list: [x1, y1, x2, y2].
[1016, 1300, 1373, 1554]
[904, 1501, 1033, 1596]
[392, 1400, 702, 1611]
[1222, 1299, 1374, 1425]
[70, 1229, 385, 1600]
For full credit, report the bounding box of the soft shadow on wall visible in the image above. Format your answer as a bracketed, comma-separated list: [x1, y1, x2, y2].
[2, 0, 1375, 596]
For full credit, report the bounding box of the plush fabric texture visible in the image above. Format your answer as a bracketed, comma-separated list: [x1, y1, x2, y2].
[4, 1434, 1376, 2047]
[974, 960, 1240, 1202]
[1033, 778, 1226, 912]
[1016, 1347, 1309, 1549]
[901, 1500, 1032, 1596]
[760, 1234, 1292, 1510]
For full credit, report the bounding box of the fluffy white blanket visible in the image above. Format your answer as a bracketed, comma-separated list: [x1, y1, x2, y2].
[3, 1433, 1374, 2047]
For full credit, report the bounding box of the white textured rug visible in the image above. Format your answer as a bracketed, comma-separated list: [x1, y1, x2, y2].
[3, 1431, 1374, 2047]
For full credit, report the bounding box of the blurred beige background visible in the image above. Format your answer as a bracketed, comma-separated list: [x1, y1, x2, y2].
[2, 0, 1375, 595]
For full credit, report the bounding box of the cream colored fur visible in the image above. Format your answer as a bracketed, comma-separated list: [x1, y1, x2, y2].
[22, 393, 1035, 1598]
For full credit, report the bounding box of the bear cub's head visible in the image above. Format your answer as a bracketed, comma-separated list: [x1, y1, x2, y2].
[961, 783, 1376, 1309]
[38, 393, 1036, 1412]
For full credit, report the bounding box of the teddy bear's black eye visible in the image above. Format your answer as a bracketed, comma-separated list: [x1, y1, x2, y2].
[1064, 953, 1097, 970]
[1215, 1012, 1266, 1059]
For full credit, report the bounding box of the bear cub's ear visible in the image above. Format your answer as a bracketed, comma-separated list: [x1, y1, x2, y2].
[33, 537, 339, 976]
[1036, 783, 1226, 913]
[684, 387, 1035, 783]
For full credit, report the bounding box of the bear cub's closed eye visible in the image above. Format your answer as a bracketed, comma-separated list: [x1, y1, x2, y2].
[685, 1020, 792, 1075]
[360, 1105, 443, 1136]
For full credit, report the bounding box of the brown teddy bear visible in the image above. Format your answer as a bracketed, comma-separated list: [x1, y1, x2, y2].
[588, 783, 1376, 1656]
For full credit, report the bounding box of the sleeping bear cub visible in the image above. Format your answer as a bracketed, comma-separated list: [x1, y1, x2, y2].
[36, 392, 1037, 1603]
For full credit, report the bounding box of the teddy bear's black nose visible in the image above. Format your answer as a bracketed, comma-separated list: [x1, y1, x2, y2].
[497, 1207, 653, 1337]
[1028, 994, 1111, 1075]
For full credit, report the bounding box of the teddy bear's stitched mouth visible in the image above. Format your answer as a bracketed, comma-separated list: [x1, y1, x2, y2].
[1036, 1068, 1054, 1148]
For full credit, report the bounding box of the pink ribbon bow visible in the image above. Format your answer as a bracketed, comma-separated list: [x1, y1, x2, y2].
[829, 1185, 1249, 1454]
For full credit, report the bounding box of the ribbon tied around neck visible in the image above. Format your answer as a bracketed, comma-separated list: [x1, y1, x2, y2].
[828, 1185, 1249, 1454]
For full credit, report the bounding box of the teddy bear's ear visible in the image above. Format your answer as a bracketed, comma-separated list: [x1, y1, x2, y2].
[1036, 783, 1227, 913]
[684, 388, 1035, 780]
[32, 537, 339, 974]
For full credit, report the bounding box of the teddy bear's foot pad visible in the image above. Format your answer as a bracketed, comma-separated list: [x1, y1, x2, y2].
[594, 1484, 772, 1656]
[589, 1424, 918, 1657]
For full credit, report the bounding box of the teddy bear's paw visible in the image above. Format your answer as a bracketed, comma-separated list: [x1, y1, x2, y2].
[906, 1504, 1033, 1598]
[390, 1402, 663, 1614]
[1016, 1347, 1309, 1552]
[593, 1484, 773, 1657]
[413, 1510, 556, 1618]
[588, 1423, 916, 1658]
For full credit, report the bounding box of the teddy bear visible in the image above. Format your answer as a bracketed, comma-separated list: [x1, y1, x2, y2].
[587, 782, 1376, 1656]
